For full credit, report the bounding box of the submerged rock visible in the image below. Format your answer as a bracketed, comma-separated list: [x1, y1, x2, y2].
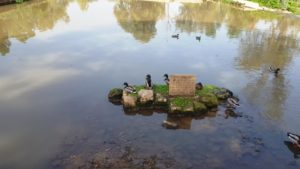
[108, 88, 123, 102]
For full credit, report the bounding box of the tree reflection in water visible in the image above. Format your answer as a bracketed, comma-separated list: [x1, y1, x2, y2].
[0, 0, 95, 56]
[114, 0, 165, 43]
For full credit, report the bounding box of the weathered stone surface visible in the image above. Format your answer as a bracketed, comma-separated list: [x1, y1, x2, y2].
[123, 91, 137, 109]
[138, 89, 154, 105]
[154, 93, 168, 107]
[193, 101, 207, 113]
[169, 75, 196, 97]
[196, 93, 219, 108]
[108, 88, 123, 102]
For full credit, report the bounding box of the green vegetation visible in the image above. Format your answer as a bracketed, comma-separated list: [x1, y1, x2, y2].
[109, 88, 123, 96]
[250, 0, 300, 14]
[221, 0, 300, 14]
[108, 88, 123, 102]
[15, 0, 26, 3]
[197, 93, 219, 108]
[109, 83, 234, 114]
[129, 84, 169, 96]
[153, 84, 168, 95]
[170, 97, 193, 109]
[196, 85, 220, 96]
[193, 101, 207, 113]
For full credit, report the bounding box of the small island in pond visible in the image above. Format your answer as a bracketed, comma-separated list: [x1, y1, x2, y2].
[108, 75, 235, 116]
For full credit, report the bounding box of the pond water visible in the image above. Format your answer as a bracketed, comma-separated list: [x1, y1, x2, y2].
[1, 0, 300, 168]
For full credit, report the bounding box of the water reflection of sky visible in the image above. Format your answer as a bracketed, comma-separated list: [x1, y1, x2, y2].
[0, 0, 300, 169]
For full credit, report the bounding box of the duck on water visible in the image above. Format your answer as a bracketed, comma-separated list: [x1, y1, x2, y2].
[172, 34, 179, 39]
[287, 132, 300, 146]
[227, 97, 240, 109]
[269, 66, 280, 76]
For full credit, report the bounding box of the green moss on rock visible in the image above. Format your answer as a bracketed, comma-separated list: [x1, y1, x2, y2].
[193, 101, 207, 113]
[196, 93, 219, 108]
[196, 85, 232, 101]
[108, 88, 123, 101]
[109, 83, 235, 116]
[196, 85, 220, 96]
[169, 97, 194, 113]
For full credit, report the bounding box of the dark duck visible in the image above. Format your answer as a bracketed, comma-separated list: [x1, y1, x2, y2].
[145, 74, 153, 89]
[164, 74, 170, 85]
[269, 66, 280, 76]
[196, 82, 203, 90]
[172, 34, 179, 39]
[287, 132, 300, 146]
[123, 82, 136, 94]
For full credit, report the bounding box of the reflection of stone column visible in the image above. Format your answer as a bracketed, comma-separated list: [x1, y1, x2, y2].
[0, 0, 71, 56]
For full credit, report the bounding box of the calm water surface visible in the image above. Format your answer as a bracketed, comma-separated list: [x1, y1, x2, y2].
[0, 0, 300, 168]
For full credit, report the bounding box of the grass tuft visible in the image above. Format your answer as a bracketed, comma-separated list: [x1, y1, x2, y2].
[171, 97, 193, 108]
[196, 85, 220, 96]
[153, 84, 169, 95]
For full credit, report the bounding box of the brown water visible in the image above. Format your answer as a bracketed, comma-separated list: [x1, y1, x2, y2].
[1, 0, 300, 168]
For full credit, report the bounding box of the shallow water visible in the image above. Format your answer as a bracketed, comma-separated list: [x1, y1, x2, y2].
[0, 0, 300, 168]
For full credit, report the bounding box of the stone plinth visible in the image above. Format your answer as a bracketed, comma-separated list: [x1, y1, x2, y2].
[169, 75, 196, 97]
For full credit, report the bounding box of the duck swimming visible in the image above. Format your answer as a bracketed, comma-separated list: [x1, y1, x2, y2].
[284, 141, 300, 158]
[269, 66, 280, 76]
[172, 34, 179, 39]
[123, 82, 136, 94]
[227, 97, 240, 109]
[196, 36, 201, 41]
[145, 74, 153, 89]
[164, 74, 170, 85]
[287, 132, 300, 146]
